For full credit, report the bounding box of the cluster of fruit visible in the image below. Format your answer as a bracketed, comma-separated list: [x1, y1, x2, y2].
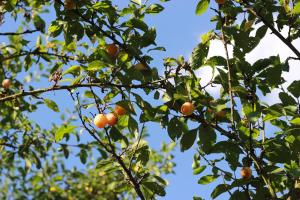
[93, 105, 126, 128]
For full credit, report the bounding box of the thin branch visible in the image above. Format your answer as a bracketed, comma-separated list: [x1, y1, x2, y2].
[243, 5, 300, 59]
[0, 81, 165, 103]
[2, 50, 86, 62]
[0, 29, 39, 36]
[70, 91, 145, 200]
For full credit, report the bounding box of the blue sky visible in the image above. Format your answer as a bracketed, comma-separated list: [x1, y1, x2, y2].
[0, 1, 237, 199]
[3, 0, 299, 199]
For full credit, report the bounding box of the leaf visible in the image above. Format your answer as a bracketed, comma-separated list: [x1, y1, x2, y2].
[33, 15, 45, 33]
[87, 60, 106, 71]
[211, 184, 231, 199]
[62, 65, 81, 76]
[79, 149, 87, 164]
[131, 0, 141, 5]
[193, 165, 206, 175]
[279, 92, 297, 106]
[142, 182, 166, 196]
[55, 125, 77, 142]
[292, 2, 300, 14]
[145, 4, 164, 14]
[199, 125, 216, 153]
[44, 99, 60, 112]
[195, 0, 210, 16]
[167, 117, 185, 141]
[48, 21, 63, 37]
[198, 175, 217, 184]
[290, 118, 300, 125]
[180, 128, 197, 151]
[190, 43, 209, 69]
[288, 80, 300, 98]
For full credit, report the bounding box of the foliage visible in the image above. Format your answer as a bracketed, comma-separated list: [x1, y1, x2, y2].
[0, 0, 300, 199]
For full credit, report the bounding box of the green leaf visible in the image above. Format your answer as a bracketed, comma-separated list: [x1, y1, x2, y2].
[44, 99, 60, 112]
[195, 0, 210, 16]
[211, 184, 231, 199]
[33, 15, 45, 33]
[62, 65, 81, 76]
[55, 125, 76, 142]
[79, 149, 88, 164]
[190, 43, 209, 69]
[142, 182, 166, 196]
[292, 2, 300, 14]
[48, 21, 63, 37]
[193, 165, 206, 175]
[145, 4, 164, 14]
[199, 125, 216, 153]
[131, 0, 141, 5]
[290, 118, 300, 125]
[198, 175, 217, 184]
[87, 60, 106, 71]
[288, 80, 300, 98]
[167, 117, 185, 141]
[279, 92, 297, 106]
[180, 128, 197, 151]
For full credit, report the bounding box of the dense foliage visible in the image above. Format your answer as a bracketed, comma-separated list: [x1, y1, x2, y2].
[1, 0, 300, 199]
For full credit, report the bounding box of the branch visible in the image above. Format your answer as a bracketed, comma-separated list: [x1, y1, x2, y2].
[243, 5, 300, 59]
[0, 29, 39, 36]
[216, 6, 235, 130]
[0, 81, 164, 103]
[54, 0, 146, 65]
[70, 91, 145, 200]
[2, 50, 86, 62]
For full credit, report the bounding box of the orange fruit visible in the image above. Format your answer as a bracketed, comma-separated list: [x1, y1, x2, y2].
[106, 43, 119, 58]
[94, 114, 108, 128]
[241, 167, 252, 180]
[215, 0, 225, 4]
[106, 113, 118, 126]
[181, 102, 195, 116]
[2, 79, 11, 89]
[64, 0, 75, 10]
[114, 105, 126, 116]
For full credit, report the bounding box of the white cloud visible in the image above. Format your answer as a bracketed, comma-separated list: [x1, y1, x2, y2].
[193, 26, 300, 104]
[246, 27, 300, 104]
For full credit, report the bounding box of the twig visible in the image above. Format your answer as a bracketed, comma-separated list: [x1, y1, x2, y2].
[0, 29, 39, 36]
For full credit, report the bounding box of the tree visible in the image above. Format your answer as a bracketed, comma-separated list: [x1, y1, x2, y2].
[0, 0, 300, 199]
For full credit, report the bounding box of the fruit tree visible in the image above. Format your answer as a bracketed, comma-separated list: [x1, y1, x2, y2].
[1, 0, 300, 199]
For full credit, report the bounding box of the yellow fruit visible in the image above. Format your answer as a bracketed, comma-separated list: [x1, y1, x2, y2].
[114, 105, 126, 116]
[106, 43, 119, 58]
[2, 79, 11, 89]
[64, 0, 75, 10]
[241, 167, 252, 180]
[106, 113, 118, 126]
[215, 0, 225, 4]
[94, 114, 108, 128]
[181, 102, 195, 116]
